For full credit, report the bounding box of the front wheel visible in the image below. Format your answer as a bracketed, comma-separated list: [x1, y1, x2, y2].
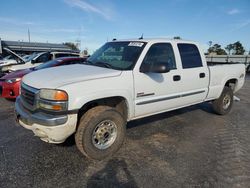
[75, 106, 126, 160]
[212, 86, 233, 115]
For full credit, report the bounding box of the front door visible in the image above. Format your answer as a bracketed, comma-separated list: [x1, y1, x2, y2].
[133, 42, 184, 118]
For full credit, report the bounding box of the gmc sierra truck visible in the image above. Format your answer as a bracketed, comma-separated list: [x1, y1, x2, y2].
[15, 39, 245, 160]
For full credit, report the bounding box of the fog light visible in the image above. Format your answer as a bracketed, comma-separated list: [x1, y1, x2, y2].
[34, 129, 47, 138]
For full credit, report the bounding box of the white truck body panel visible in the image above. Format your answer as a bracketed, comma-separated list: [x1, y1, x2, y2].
[22, 39, 245, 120]
[206, 64, 245, 100]
[16, 38, 246, 143]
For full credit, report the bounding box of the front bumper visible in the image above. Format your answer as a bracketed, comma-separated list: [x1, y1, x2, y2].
[15, 97, 78, 143]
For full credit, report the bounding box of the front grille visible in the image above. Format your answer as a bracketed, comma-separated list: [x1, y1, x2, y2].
[21, 84, 37, 106]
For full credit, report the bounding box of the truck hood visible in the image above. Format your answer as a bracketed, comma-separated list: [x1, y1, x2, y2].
[22, 64, 122, 89]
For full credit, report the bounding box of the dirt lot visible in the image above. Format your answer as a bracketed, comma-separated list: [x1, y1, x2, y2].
[0, 74, 250, 188]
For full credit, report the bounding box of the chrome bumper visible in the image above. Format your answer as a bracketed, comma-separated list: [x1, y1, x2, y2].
[15, 97, 68, 126]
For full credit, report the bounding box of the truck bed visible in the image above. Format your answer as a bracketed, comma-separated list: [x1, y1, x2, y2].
[207, 61, 243, 66]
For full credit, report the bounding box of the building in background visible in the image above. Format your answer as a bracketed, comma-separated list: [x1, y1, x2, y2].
[0, 38, 80, 56]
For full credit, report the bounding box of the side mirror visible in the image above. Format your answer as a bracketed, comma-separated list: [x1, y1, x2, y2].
[140, 62, 171, 73]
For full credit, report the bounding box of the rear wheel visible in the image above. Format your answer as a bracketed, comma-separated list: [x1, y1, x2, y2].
[75, 106, 126, 160]
[212, 86, 233, 115]
[247, 65, 250, 73]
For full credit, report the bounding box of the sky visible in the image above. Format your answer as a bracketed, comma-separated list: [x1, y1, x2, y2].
[0, 0, 249, 53]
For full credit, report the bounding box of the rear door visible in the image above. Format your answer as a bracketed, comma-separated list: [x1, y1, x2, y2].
[175, 43, 209, 106]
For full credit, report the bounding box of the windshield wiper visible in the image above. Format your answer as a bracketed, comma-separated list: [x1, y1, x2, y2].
[93, 61, 114, 69]
[82, 60, 117, 70]
[81, 60, 93, 65]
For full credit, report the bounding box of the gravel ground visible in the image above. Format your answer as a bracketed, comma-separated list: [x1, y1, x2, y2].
[0, 74, 250, 188]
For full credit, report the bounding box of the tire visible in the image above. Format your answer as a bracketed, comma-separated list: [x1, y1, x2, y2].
[212, 86, 233, 115]
[247, 65, 250, 73]
[75, 106, 126, 160]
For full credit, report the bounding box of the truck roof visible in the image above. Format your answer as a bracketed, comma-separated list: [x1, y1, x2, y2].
[111, 38, 197, 44]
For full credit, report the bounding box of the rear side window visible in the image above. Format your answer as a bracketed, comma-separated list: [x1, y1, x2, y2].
[55, 53, 79, 58]
[55, 53, 69, 58]
[62, 59, 85, 65]
[178, 43, 202, 69]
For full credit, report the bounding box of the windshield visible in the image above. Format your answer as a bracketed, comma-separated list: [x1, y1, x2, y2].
[87, 41, 146, 70]
[33, 59, 59, 70]
[3, 55, 12, 60]
[24, 53, 39, 62]
[22, 55, 31, 61]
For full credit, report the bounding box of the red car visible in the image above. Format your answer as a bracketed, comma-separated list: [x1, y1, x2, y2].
[0, 57, 86, 99]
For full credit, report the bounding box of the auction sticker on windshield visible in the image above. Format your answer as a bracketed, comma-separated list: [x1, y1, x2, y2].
[128, 42, 144, 47]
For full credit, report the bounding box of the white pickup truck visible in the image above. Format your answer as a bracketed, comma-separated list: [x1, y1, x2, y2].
[15, 39, 245, 160]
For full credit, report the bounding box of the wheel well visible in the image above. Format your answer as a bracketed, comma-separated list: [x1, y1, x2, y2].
[77, 97, 128, 123]
[225, 79, 237, 92]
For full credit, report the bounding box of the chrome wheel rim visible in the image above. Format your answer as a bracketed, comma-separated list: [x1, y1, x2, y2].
[92, 120, 117, 150]
[223, 94, 231, 110]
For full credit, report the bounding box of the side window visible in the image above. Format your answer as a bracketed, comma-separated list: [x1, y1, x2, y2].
[36, 53, 50, 63]
[70, 54, 79, 57]
[55, 53, 68, 58]
[177, 43, 202, 69]
[55, 53, 79, 58]
[142, 43, 176, 70]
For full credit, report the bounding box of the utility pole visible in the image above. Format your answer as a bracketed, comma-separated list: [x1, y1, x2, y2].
[0, 38, 2, 54]
[28, 28, 31, 42]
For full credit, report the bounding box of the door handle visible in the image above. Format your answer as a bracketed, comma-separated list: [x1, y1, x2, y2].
[199, 73, 205, 78]
[173, 75, 181, 81]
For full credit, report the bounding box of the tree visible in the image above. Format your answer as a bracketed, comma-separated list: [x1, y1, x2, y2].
[232, 41, 245, 55]
[225, 44, 234, 55]
[208, 41, 213, 47]
[208, 44, 227, 55]
[217, 48, 227, 55]
[63, 42, 79, 51]
[173, 36, 181, 39]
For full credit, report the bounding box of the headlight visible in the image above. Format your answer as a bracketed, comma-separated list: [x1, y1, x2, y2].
[6, 78, 21, 83]
[38, 89, 68, 111]
[39, 89, 68, 101]
[2, 66, 11, 72]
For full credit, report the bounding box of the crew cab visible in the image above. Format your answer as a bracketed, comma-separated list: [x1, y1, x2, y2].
[0, 57, 86, 99]
[15, 39, 245, 160]
[1, 51, 79, 73]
